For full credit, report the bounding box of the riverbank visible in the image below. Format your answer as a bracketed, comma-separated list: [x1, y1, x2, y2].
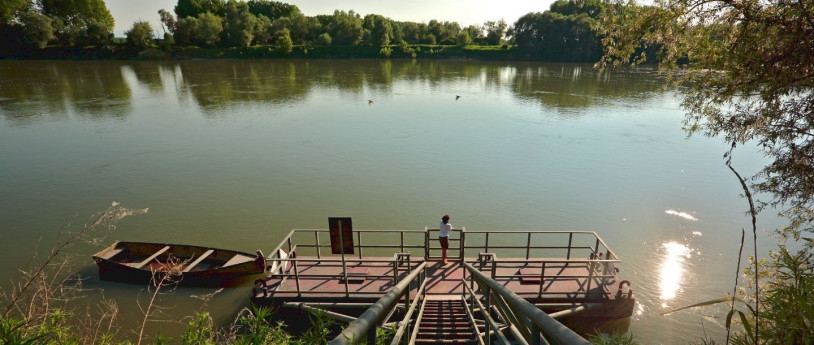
[1, 43, 537, 61]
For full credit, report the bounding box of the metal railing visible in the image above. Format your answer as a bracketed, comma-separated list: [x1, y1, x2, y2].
[473, 252, 619, 300]
[463, 262, 592, 345]
[260, 228, 621, 300]
[328, 262, 428, 345]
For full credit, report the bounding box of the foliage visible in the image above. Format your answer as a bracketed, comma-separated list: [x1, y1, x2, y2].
[378, 46, 392, 57]
[589, 332, 641, 345]
[598, 0, 814, 241]
[245, 0, 299, 22]
[456, 31, 472, 46]
[18, 10, 55, 48]
[324, 10, 364, 46]
[316, 32, 332, 46]
[39, 0, 114, 45]
[222, 0, 255, 48]
[273, 28, 293, 55]
[174, 0, 226, 18]
[126, 21, 154, 51]
[511, 0, 603, 62]
[483, 19, 507, 45]
[363, 14, 392, 46]
[1, 0, 32, 25]
[158, 9, 176, 36]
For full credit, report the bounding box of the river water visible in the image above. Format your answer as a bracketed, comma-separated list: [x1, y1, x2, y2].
[0, 59, 783, 344]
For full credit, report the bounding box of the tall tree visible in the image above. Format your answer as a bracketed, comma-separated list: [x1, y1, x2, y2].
[38, 0, 114, 45]
[1, 0, 32, 25]
[222, 0, 255, 47]
[245, 0, 299, 21]
[362, 14, 392, 46]
[125, 20, 153, 50]
[483, 19, 507, 45]
[599, 0, 814, 240]
[18, 10, 54, 48]
[158, 9, 176, 35]
[326, 10, 363, 46]
[174, 0, 225, 18]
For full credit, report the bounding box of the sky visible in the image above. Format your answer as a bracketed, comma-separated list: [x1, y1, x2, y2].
[105, 0, 557, 37]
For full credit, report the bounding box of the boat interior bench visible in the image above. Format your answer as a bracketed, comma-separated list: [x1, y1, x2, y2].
[129, 246, 170, 269]
[183, 249, 214, 272]
[223, 253, 253, 267]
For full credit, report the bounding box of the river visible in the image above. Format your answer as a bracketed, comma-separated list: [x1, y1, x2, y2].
[0, 59, 783, 344]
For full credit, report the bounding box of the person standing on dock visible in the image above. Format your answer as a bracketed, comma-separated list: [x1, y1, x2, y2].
[439, 215, 452, 265]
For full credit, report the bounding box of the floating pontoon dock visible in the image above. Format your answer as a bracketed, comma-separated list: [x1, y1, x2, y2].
[252, 228, 634, 344]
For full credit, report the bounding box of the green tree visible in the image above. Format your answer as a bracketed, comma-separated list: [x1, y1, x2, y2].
[512, 9, 601, 61]
[18, 10, 54, 48]
[174, 0, 226, 18]
[39, 0, 114, 45]
[1, 0, 31, 25]
[483, 19, 507, 45]
[194, 12, 222, 46]
[326, 10, 363, 46]
[246, 0, 299, 21]
[125, 20, 153, 50]
[222, 0, 255, 47]
[158, 9, 176, 36]
[316, 32, 332, 45]
[456, 31, 472, 46]
[362, 14, 392, 46]
[599, 0, 814, 240]
[82, 21, 110, 46]
[274, 28, 292, 54]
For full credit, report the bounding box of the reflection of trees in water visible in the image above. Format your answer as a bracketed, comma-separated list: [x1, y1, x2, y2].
[124, 61, 168, 93]
[175, 60, 313, 117]
[0, 60, 131, 125]
[0, 60, 666, 124]
[508, 63, 663, 111]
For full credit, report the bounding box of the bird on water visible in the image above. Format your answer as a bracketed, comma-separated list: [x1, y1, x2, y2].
[455, 95, 461, 100]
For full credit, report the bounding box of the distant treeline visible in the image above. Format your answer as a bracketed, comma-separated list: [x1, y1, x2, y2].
[0, 0, 609, 62]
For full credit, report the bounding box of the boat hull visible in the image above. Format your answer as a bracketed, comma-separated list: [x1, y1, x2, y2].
[93, 241, 266, 288]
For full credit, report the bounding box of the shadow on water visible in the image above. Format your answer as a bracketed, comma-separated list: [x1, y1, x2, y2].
[0, 59, 665, 124]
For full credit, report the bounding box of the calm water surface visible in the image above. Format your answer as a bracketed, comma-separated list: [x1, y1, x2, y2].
[0, 59, 782, 344]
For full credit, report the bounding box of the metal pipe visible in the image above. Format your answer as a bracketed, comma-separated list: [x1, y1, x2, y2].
[547, 303, 602, 319]
[329, 262, 427, 345]
[463, 262, 591, 345]
[282, 302, 357, 323]
[389, 272, 427, 345]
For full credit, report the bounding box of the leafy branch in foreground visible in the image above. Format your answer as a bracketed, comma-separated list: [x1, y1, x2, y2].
[598, 0, 814, 242]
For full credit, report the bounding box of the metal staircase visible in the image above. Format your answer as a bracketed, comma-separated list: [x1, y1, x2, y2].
[414, 299, 479, 344]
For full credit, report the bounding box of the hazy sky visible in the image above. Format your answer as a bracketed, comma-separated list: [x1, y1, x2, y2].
[105, 0, 556, 37]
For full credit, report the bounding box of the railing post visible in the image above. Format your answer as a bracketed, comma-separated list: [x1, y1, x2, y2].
[315, 231, 321, 259]
[566, 233, 573, 260]
[460, 227, 466, 261]
[293, 260, 301, 297]
[400, 231, 404, 254]
[424, 226, 430, 261]
[486, 232, 490, 253]
[393, 260, 399, 285]
[491, 257, 497, 280]
[526, 232, 532, 260]
[538, 262, 546, 298]
[358, 231, 363, 259]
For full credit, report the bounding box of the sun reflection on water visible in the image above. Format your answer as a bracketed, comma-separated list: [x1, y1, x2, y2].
[659, 241, 691, 305]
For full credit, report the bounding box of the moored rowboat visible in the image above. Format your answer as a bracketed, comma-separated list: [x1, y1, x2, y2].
[92, 241, 266, 287]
